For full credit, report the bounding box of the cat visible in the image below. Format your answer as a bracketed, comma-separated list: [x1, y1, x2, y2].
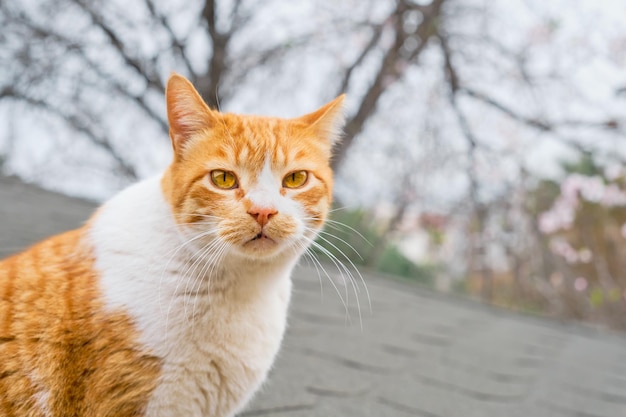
[0, 73, 345, 417]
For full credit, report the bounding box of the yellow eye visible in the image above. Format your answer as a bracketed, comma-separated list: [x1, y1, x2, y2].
[210, 170, 238, 189]
[283, 171, 308, 189]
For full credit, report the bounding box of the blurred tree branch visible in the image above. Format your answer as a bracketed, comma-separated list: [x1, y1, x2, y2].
[438, 29, 495, 301]
[0, 0, 271, 179]
[332, 0, 447, 170]
[143, 0, 195, 79]
[1, 87, 138, 180]
[75, 0, 164, 92]
[461, 88, 624, 133]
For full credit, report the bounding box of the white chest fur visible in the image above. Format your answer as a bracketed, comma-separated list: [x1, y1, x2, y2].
[89, 177, 294, 417]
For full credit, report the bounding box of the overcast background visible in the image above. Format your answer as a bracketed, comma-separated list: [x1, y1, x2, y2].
[2, 0, 626, 329]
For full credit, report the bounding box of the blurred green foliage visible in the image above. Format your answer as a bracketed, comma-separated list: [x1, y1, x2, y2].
[313, 207, 436, 286]
[376, 245, 436, 286]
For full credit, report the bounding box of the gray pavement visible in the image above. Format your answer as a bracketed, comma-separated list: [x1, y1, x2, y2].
[251, 270, 626, 416]
[0, 175, 96, 258]
[2, 175, 626, 417]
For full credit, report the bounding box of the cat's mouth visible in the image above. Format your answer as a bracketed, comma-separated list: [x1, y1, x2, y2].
[242, 231, 279, 255]
[249, 232, 275, 243]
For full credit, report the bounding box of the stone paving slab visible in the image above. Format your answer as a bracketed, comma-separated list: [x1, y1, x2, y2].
[2, 176, 626, 417]
[0, 176, 95, 258]
[242, 268, 626, 417]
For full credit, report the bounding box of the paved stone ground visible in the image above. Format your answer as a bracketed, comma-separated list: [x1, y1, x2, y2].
[248, 271, 626, 417]
[0, 176, 96, 258]
[2, 175, 626, 417]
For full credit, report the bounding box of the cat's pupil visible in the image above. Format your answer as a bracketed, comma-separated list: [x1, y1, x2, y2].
[222, 173, 227, 182]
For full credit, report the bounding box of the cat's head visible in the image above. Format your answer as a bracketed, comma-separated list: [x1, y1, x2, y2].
[161, 74, 345, 262]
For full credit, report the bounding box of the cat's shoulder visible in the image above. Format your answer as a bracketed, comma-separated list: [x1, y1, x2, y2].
[92, 175, 171, 231]
[99, 175, 165, 212]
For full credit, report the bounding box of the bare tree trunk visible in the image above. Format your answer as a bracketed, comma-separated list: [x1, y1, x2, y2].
[197, 0, 230, 108]
[332, 0, 446, 170]
[475, 207, 493, 302]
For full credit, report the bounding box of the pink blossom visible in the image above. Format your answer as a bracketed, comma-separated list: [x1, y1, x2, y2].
[602, 184, 626, 206]
[578, 248, 592, 263]
[579, 176, 605, 203]
[550, 239, 579, 264]
[560, 174, 612, 204]
[604, 164, 623, 181]
[539, 199, 577, 233]
[550, 272, 563, 287]
[561, 174, 584, 202]
[574, 277, 588, 292]
[540, 173, 626, 234]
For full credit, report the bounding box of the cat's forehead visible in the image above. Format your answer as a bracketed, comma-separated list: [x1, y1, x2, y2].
[203, 114, 323, 170]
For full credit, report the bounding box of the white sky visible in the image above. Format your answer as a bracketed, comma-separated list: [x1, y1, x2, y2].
[1, 0, 626, 212]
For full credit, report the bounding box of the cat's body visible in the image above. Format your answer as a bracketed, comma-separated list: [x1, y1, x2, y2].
[93, 175, 293, 416]
[0, 74, 345, 416]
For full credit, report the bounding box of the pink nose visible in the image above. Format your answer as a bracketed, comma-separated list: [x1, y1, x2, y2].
[247, 206, 277, 227]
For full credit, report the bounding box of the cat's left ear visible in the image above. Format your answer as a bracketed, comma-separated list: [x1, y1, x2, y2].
[166, 73, 218, 157]
[298, 94, 346, 146]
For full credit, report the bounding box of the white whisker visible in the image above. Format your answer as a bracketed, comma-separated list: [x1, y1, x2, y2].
[316, 229, 365, 261]
[161, 225, 222, 335]
[307, 238, 361, 329]
[294, 238, 350, 318]
[182, 238, 224, 321]
[158, 227, 217, 323]
[189, 240, 230, 335]
[297, 245, 325, 303]
[309, 228, 371, 313]
[318, 218, 373, 247]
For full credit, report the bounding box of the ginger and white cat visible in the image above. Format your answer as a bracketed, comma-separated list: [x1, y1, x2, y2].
[0, 73, 345, 416]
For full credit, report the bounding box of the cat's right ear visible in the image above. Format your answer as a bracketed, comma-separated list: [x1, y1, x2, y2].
[166, 73, 216, 155]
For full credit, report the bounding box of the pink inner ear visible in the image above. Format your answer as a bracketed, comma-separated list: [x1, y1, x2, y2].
[299, 95, 346, 145]
[166, 74, 215, 153]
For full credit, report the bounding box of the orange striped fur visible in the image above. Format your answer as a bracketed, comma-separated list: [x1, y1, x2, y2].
[0, 74, 344, 416]
[0, 230, 161, 416]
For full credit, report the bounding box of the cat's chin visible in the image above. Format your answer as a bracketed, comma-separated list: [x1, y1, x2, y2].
[234, 234, 300, 261]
